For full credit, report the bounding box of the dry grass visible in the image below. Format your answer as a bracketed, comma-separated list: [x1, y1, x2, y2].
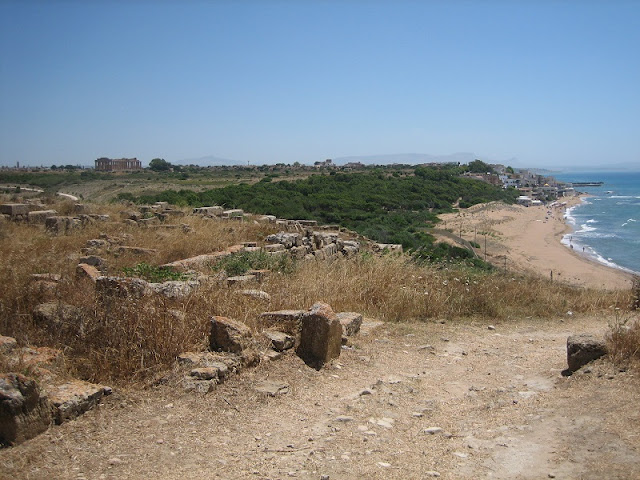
[0, 196, 636, 384]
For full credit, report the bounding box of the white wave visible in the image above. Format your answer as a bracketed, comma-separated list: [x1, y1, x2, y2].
[611, 195, 633, 199]
[586, 219, 598, 224]
[628, 218, 637, 222]
[578, 223, 597, 233]
[622, 223, 628, 227]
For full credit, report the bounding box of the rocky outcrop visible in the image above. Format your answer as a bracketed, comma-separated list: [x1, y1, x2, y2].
[296, 302, 342, 369]
[567, 334, 608, 372]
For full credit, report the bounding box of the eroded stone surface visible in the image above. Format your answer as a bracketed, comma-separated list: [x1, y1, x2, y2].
[0, 373, 52, 445]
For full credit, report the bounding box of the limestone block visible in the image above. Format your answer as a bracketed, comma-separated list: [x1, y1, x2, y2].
[47, 380, 109, 424]
[45, 216, 79, 234]
[193, 205, 224, 216]
[76, 263, 100, 282]
[227, 275, 257, 286]
[210, 316, 252, 354]
[263, 330, 295, 352]
[0, 203, 29, 216]
[567, 334, 607, 372]
[0, 374, 51, 445]
[337, 312, 363, 337]
[296, 302, 342, 369]
[259, 310, 305, 336]
[27, 210, 58, 224]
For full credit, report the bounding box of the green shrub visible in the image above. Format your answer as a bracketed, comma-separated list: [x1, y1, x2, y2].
[122, 263, 189, 283]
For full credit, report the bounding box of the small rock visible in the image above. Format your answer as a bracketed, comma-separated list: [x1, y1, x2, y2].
[488, 325, 496, 330]
[425, 472, 441, 478]
[377, 462, 392, 468]
[424, 427, 443, 435]
[108, 457, 123, 466]
[335, 415, 354, 422]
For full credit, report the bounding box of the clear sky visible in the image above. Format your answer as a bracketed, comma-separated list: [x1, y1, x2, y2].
[1, 0, 639, 168]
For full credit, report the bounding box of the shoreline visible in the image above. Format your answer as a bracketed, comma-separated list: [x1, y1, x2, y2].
[436, 196, 634, 290]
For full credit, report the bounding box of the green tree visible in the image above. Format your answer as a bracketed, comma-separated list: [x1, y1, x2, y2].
[467, 160, 495, 174]
[506, 166, 515, 174]
[149, 158, 172, 172]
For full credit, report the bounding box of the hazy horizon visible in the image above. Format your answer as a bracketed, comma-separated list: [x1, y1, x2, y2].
[1, 2, 639, 170]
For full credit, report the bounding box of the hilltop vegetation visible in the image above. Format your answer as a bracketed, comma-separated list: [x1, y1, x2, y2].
[118, 166, 519, 254]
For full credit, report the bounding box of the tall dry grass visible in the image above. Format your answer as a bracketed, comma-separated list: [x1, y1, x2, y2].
[0, 196, 635, 383]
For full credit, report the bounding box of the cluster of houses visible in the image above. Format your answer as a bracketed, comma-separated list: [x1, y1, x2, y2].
[466, 164, 575, 205]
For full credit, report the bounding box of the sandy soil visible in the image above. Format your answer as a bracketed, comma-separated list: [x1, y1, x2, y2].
[436, 198, 634, 290]
[1, 315, 639, 480]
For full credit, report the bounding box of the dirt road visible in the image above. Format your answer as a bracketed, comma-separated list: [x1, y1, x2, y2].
[2, 315, 639, 479]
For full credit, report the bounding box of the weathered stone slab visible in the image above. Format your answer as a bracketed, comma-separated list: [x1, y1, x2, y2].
[193, 206, 224, 216]
[296, 302, 342, 369]
[567, 334, 607, 372]
[95, 276, 149, 298]
[0, 373, 51, 445]
[47, 380, 109, 424]
[337, 312, 363, 337]
[76, 263, 100, 281]
[45, 216, 80, 234]
[27, 210, 58, 224]
[210, 316, 252, 354]
[263, 330, 295, 352]
[147, 280, 199, 298]
[259, 310, 305, 336]
[227, 275, 257, 286]
[30, 273, 61, 283]
[0, 203, 29, 217]
[222, 209, 244, 218]
[236, 289, 271, 301]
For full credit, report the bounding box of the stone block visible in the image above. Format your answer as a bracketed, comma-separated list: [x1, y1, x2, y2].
[0, 374, 51, 445]
[264, 244, 285, 252]
[337, 312, 363, 337]
[263, 330, 295, 351]
[227, 275, 257, 286]
[47, 380, 109, 424]
[45, 216, 79, 234]
[259, 310, 305, 336]
[27, 210, 58, 224]
[76, 263, 101, 282]
[296, 302, 342, 369]
[210, 316, 252, 354]
[0, 203, 29, 217]
[193, 206, 224, 216]
[567, 334, 607, 372]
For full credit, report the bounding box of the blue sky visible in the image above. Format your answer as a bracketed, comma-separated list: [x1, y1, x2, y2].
[1, 1, 639, 168]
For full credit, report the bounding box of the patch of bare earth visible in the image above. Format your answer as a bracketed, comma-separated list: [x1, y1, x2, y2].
[1, 315, 639, 479]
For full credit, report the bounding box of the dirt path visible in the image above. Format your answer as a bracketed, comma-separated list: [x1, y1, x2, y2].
[2, 315, 639, 479]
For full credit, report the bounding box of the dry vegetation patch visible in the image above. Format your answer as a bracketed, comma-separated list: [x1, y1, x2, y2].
[0, 196, 636, 385]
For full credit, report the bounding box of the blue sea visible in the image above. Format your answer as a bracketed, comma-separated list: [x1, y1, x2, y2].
[554, 171, 640, 275]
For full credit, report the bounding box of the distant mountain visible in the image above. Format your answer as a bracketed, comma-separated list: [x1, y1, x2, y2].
[173, 155, 243, 167]
[332, 152, 478, 166]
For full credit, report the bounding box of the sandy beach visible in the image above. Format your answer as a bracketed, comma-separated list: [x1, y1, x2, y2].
[436, 196, 634, 290]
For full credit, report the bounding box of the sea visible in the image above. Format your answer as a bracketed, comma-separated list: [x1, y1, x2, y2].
[554, 171, 640, 275]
